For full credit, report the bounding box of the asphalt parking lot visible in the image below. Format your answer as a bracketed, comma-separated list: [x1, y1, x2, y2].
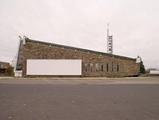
[0, 77, 159, 120]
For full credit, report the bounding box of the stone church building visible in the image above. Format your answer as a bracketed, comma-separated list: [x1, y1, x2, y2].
[15, 37, 140, 77]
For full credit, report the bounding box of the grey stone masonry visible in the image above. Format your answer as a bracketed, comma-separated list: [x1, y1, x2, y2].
[16, 38, 140, 77]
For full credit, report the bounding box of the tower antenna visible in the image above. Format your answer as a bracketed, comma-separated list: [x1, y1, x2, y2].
[107, 23, 113, 54]
[107, 23, 109, 37]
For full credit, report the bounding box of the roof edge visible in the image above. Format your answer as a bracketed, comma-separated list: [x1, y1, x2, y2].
[25, 38, 136, 61]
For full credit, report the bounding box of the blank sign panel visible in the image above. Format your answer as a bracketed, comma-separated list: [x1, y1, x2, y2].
[27, 59, 82, 75]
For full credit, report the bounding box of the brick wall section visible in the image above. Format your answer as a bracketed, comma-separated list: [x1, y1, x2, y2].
[19, 39, 140, 77]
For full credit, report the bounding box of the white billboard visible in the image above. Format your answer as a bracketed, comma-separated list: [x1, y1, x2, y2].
[27, 59, 82, 75]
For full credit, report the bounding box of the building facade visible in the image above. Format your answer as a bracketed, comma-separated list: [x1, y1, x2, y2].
[15, 37, 140, 77]
[0, 61, 11, 76]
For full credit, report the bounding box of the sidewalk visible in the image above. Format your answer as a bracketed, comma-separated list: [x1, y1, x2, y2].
[0, 76, 159, 85]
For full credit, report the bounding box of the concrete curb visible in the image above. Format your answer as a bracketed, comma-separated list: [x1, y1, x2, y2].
[0, 77, 159, 85]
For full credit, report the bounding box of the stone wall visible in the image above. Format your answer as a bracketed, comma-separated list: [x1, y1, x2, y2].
[18, 39, 140, 77]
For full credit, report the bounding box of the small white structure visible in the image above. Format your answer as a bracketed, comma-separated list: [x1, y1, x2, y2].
[14, 70, 22, 77]
[27, 59, 82, 75]
[150, 70, 159, 75]
[136, 56, 141, 63]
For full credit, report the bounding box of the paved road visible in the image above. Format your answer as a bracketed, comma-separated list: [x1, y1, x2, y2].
[0, 79, 159, 120]
[1, 77, 159, 85]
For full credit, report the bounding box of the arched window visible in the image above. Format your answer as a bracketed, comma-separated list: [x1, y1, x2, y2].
[95, 63, 99, 71]
[101, 64, 104, 72]
[117, 64, 119, 72]
[106, 63, 109, 72]
[112, 62, 114, 72]
[90, 63, 93, 72]
[84, 63, 88, 72]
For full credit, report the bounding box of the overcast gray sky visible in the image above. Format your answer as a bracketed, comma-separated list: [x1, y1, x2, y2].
[0, 0, 159, 68]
